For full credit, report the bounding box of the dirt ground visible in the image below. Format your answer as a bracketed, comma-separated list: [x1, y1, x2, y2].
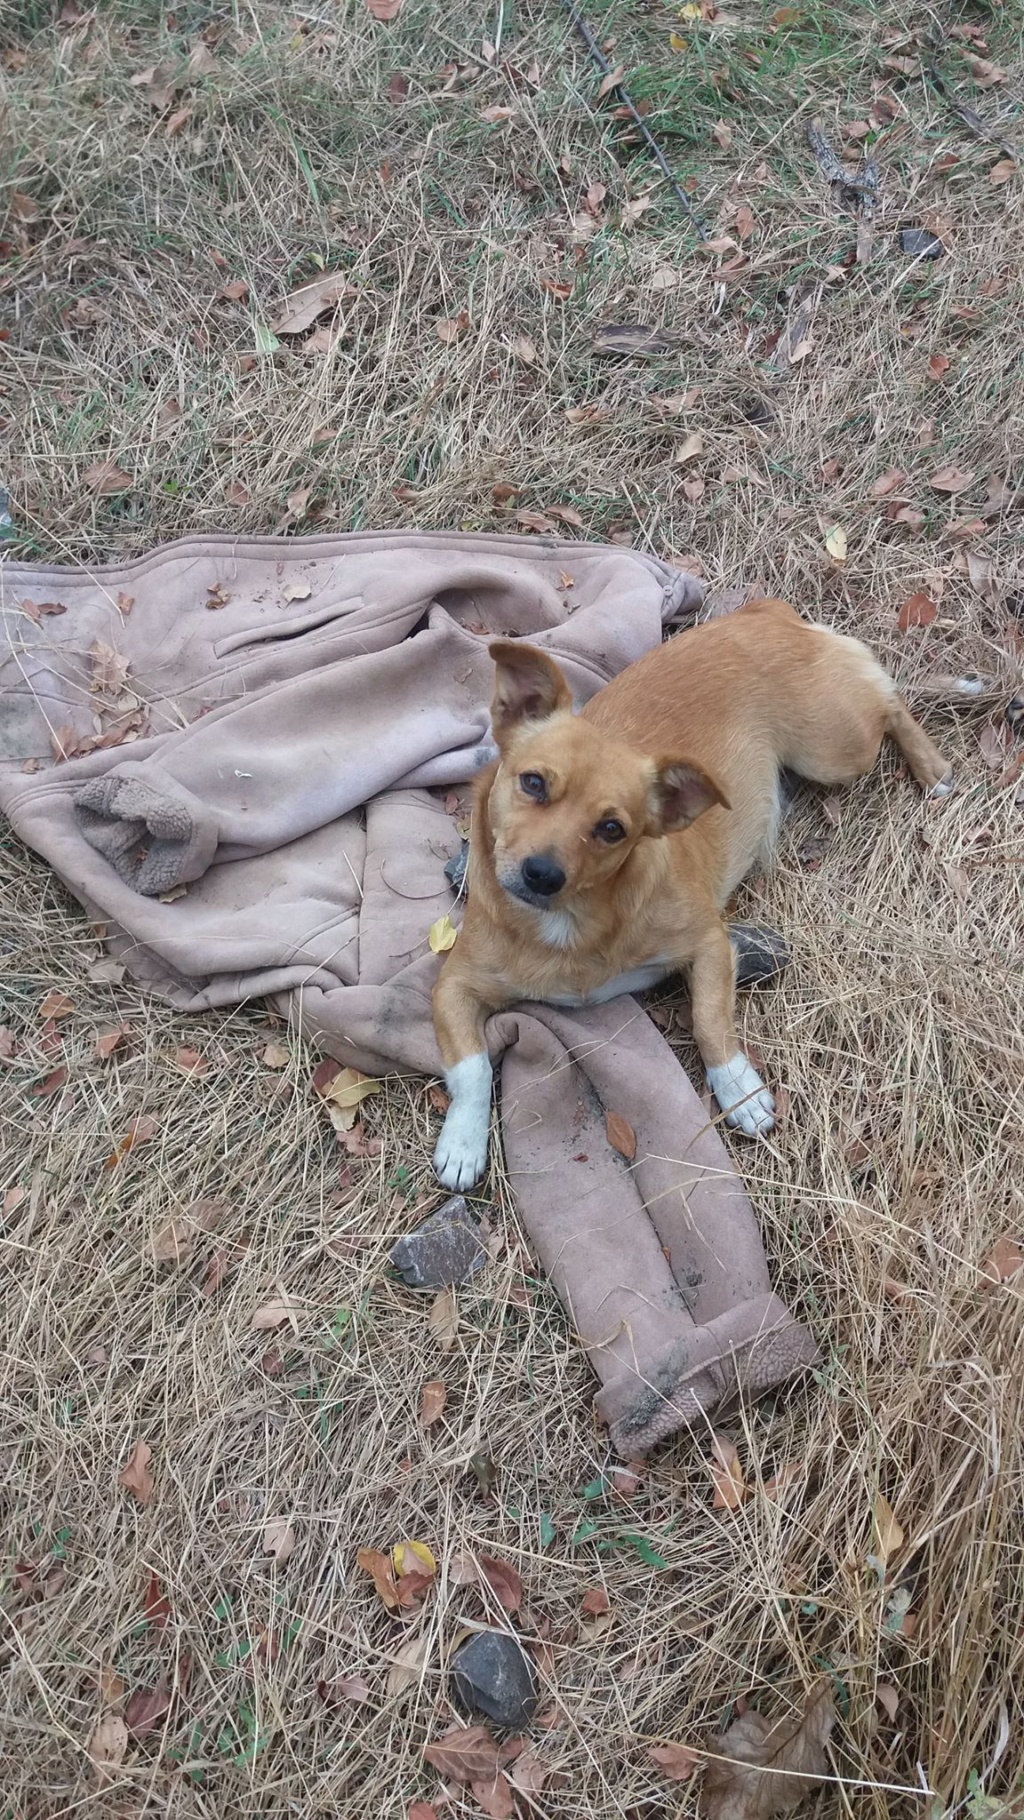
[2, 1, 1023, 1815]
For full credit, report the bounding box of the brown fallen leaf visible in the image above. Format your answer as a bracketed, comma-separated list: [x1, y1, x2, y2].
[174, 1045, 207, 1075]
[966, 551, 997, 599]
[674, 430, 705, 467]
[478, 1553, 524, 1612]
[872, 470, 906, 498]
[429, 1286, 458, 1350]
[710, 1433, 747, 1510]
[509, 1751, 549, 1796]
[144, 1572, 171, 1629]
[650, 1740, 702, 1781]
[419, 1379, 447, 1426]
[988, 159, 1016, 185]
[387, 1633, 429, 1696]
[201, 1246, 232, 1297]
[104, 1112, 159, 1169]
[980, 1234, 1023, 1286]
[32, 1065, 69, 1097]
[21, 597, 68, 622]
[423, 1722, 521, 1782]
[129, 61, 179, 110]
[762, 1459, 804, 1501]
[930, 464, 975, 494]
[734, 203, 756, 239]
[87, 1710, 129, 1782]
[597, 63, 625, 99]
[99, 1665, 126, 1705]
[436, 309, 471, 345]
[875, 1682, 900, 1723]
[700, 1682, 836, 1819]
[357, 1545, 401, 1610]
[872, 1493, 904, 1564]
[512, 333, 537, 364]
[978, 724, 1007, 770]
[927, 352, 950, 381]
[713, 118, 733, 149]
[473, 1773, 516, 1820]
[125, 1676, 171, 1741]
[119, 1438, 155, 1506]
[366, 0, 404, 17]
[548, 504, 585, 529]
[186, 41, 218, 77]
[408, 1806, 440, 1820]
[263, 1518, 296, 1563]
[225, 479, 252, 508]
[251, 1293, 303, 1332]
[897, 591, 937, 631]
[582, 1585, 610, 1615]
[40, 990, 75, 1021]
[605, 1110, 637, 1160]
[272, 271, 358, 336]
[83, 460, 132, 495]
[319, 1674, 373, 1707]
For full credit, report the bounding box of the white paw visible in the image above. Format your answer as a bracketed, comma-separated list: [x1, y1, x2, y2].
[433, 1115, 490, 1190]
[707, 1053, 776, 1138]
[928, 770, 954, 799]
[432, 1052, 492, 1190]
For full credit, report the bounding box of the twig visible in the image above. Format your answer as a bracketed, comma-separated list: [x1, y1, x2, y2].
[925, 63, 1018, 162]
[560, 0, 709, 240]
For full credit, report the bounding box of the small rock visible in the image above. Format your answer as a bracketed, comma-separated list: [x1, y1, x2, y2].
[729, 923, 791, 988]
[390, 1196, 487, 1289]
[452, 1630, 539, 1730]
[444, 839, 469, 895]
[901, 228, 944, 260]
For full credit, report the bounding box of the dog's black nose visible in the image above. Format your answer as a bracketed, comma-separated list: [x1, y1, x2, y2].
[521, 854, 566, 897]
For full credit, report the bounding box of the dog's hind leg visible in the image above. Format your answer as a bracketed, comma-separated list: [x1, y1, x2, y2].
[884, 694, 954, 796]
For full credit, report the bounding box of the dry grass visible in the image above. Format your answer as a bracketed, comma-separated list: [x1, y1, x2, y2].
[2, 0, 1024, 1815]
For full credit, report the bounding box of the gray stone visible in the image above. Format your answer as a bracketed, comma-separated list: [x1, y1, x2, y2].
[444, 839, 469, 894]
[901, 228, 944, 260]
[389, 1196, 486, 1289]
[451, 1630, 539, 1730]
[730, 923, 791, 988]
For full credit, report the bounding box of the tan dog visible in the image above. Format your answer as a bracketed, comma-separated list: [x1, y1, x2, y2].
[432, 598, 952, 1190]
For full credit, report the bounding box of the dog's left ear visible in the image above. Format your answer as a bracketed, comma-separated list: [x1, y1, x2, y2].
[489, 641, 572, 742]
[647, 757, 729, 834]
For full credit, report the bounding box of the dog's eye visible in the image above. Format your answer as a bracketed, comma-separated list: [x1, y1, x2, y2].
[519, 772, 547, 802]
[594, 818, 626, 844]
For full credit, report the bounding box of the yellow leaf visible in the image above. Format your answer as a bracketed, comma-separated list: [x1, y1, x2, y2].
[428, 914, 458, 954]
[322, 1067, 381, 1110]
[873, 1494, 904, 1564]
[393, 1538, 437, 1577]
[825, 525, 848, 562]
[680, 3, 703, 16]
[669, 30, 689, 49]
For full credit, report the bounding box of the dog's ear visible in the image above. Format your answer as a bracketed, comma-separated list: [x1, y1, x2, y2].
[489, 641, 572, 742]
[647, 757, 729, 834]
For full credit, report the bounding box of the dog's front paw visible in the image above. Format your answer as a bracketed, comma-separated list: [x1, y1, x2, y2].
[707, 1053, 776, 1138]
[433, 1115, 490, 1191]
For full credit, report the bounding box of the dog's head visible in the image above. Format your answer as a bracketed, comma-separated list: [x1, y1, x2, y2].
[485, 640, 727, 910]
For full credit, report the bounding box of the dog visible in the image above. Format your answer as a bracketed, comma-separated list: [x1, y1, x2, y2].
[432, 597, 952, 1191]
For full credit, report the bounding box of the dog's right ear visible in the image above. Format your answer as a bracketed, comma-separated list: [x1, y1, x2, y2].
[489, 641, 572, 743]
